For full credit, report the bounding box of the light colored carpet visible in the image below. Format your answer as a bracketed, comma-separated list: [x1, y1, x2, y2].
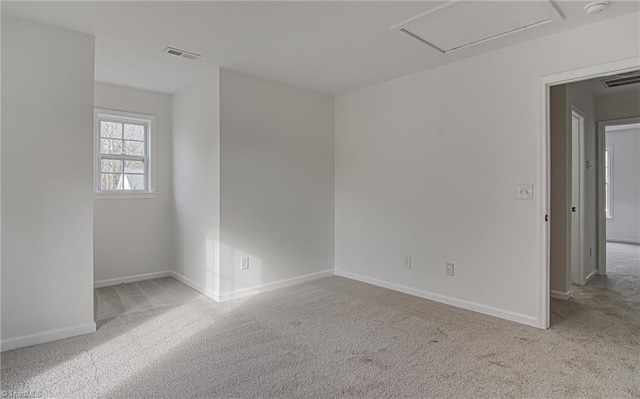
[1, 244, 639, 398]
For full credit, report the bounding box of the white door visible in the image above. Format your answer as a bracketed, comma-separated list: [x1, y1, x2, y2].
[571, 110, 584, 285]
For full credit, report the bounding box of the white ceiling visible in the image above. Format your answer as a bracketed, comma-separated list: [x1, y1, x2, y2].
[3, 1, 639, 95]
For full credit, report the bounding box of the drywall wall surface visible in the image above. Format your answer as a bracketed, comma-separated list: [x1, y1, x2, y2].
[94, 83, 173, 282]
[550, 85, 570, 294]
[567, 82, 598, 281]
[596, 90, 640, 122]
[172, 66, 220, 298]
[606, 127, 640, 243]
[334, 12, 639, 325]
[1, 15, 95, 348]
[219, 69, 334, 296]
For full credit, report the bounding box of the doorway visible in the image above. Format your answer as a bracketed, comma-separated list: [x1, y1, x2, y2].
[538, 58, 640, 329]
[598, 117, 640, 277]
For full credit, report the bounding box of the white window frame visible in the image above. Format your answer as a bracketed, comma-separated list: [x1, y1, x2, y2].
[605, 146, 613, 219]
[94, 108, 156, 199]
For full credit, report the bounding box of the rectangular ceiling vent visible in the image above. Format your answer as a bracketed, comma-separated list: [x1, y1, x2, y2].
[164, 47, 201, 60]
[601, 73, 640, 88]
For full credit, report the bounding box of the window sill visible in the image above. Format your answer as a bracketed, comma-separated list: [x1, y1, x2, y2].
[94, 192, 157, 200]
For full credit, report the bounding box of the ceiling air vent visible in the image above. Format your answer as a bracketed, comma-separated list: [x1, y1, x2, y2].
[164, 47, 201, 60]
[601, 72, 640, 88]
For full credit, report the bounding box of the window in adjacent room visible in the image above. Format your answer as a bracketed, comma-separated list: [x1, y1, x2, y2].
[94, 109, 155, 196]
[605, 146, 612, 219]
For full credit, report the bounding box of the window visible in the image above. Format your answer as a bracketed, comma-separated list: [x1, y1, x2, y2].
[605, 146, 612, 219]
[94, 109, 155, 196]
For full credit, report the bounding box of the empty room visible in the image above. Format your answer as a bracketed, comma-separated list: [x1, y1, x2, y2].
[1, 1, 639, 398]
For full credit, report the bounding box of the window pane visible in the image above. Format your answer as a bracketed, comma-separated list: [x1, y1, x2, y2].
[124, 124, 145, 141]
[100, 173, 122, 191]
[123, 140, 144, 156]
[124, 174, 145, 190]
[101, 138, 123, 155]
[124, 160, 144, 174]
[101, 159, 123, 173]
[101, 121, 122, 139]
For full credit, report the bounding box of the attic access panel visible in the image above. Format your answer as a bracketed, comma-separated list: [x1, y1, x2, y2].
[392, 1, 562, 54]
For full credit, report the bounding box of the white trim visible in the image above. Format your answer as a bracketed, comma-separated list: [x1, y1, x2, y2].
[585, 269, 598, 284]
[94, 270, 172, 288]
[94, 192, 156, 200]
[607, 238, 640, 245]
[538, 57, 640, 330]
[336, 270, 539, 328]
[169, 271, 219, 301]
[550, 290, 572, 300]
[570, 107, 586, 286]
[217, 269, 334, 302]
[1, 322, 96, 352]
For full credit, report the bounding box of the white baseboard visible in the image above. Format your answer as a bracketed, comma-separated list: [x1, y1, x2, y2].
[607, 238, 640, 245]
[1, 322, 96, 352]
[168, 270, 219, 301]
[550, 289, 572, 300]
[217, 269, 334, 302]
[94, 270, 172, 288]
[585, 269, 598, 284]
[335, 270, 539, 328]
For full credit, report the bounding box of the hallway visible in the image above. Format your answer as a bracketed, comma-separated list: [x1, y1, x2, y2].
[552, 242, 640, 330]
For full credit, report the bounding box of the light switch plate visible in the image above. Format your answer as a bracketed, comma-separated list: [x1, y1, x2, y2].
[240, 257, 250, 270]
[516, 184, 533, 200]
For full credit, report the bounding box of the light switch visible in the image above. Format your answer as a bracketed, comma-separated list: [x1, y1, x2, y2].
[241, 257, 250, 270]
[516, 184, 533, 200]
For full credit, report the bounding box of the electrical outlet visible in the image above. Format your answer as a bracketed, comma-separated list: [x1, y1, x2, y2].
[446, 263, 455, 277]
[240, 257, 250, 270]
[404, 256, 412, 269]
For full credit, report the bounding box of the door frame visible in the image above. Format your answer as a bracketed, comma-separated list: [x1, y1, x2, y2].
[537, 57, 640, 329]
[597, 116, 640, 276]
[570, 107, 586, 285]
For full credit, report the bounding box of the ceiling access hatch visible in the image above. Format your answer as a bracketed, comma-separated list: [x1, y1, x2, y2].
[391, 1, 563, 54]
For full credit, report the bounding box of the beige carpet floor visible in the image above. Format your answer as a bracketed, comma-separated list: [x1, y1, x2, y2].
[2, 243, 639, 398]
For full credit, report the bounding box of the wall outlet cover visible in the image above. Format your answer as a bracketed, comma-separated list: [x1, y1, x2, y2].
[446, 262, 455, 277]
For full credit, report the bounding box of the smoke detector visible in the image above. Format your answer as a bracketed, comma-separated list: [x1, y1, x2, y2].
[584, 1, 608, 15]
[164, 47, 201, 60]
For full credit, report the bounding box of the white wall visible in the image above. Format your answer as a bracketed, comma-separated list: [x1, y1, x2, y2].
[334, 12, 639, 327]
[1, 15, 96, 350]
[218, 69, 334, 298]
[172, 67, 221, 299]
[549, 85, 570, 294]
[606, 127, 640, 243]
[93, 83, 173, 283]
[596, 90, 640, 122]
